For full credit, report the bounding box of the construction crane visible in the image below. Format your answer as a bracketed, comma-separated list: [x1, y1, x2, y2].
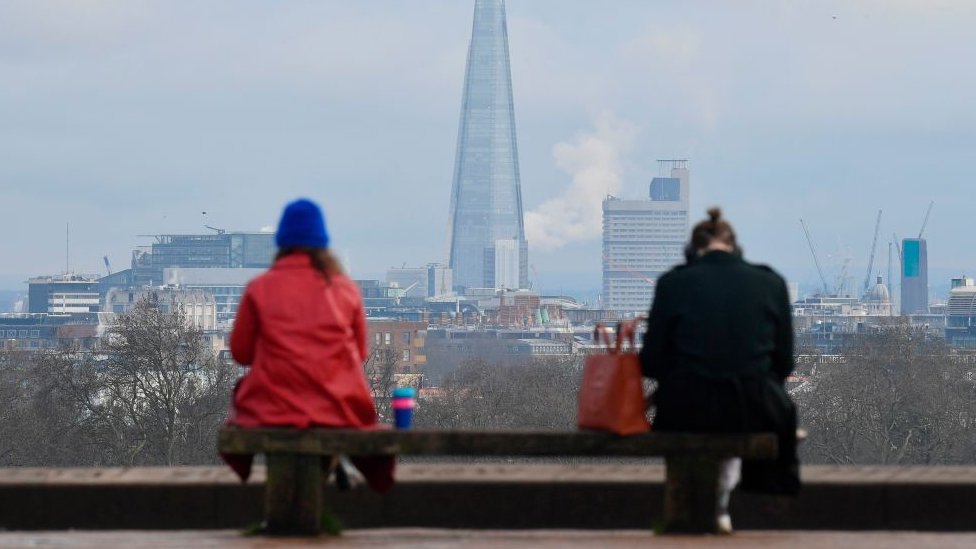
[103, 256, 112, 277]
[861, 209, 883, 296]
[800, 219, 830, 295]
[401, 280, 420, 297]
[602, 255, 655, 284]
[918, 201, 934, 239]
[893, 233, 903, 266]
[835, 256, 851, 297]
[887, 241, 893, 291]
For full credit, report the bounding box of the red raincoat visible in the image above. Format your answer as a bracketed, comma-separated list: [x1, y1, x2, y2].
[222, 253, 394, 493]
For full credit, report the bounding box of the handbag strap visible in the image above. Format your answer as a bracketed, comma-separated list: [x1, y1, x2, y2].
[593, 323, 613, 350]
[615, 320, 641, 352]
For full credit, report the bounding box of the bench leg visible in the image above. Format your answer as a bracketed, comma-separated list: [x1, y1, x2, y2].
[265, 453, 323, 535]
[663, 456, 721, 534]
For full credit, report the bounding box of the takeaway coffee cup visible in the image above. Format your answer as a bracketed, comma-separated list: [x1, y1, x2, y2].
[391, 387, 416, 429]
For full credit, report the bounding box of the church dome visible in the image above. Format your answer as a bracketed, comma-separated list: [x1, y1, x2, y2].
[865, 276, 890, 303]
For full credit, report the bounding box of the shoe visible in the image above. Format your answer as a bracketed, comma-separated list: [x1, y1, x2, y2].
[334, 455, 366, 492]
[716, 513, 733, 535]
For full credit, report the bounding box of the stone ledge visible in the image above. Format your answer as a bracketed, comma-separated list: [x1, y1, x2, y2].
[1, 464, 974, 531]
[4, 529, 976, 548]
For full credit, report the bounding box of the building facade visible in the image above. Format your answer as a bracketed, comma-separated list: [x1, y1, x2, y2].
[366, 320, 428, 374]
[132, 231, 274, 287]
[386, 264, 453, 298]
[28, 275, 101, 314]
[163, 267, 263, 325]
[901, 238, 929, 314]
[447, 0, 528, 292]
[104, 287, 218, 331]
[946, 277, 976, 348]
[602, 161, 690, 314]
[0, 312, 113, 351]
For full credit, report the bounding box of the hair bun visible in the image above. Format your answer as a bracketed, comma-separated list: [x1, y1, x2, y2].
[707, 207, 722, 223]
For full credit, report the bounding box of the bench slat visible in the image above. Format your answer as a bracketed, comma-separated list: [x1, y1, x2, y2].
[218, 429, 777, 459]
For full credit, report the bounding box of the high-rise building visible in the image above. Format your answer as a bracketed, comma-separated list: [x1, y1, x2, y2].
[900, 238, 929, 314]
[602, 161, 690, 315]
[447, 0, 528, 292]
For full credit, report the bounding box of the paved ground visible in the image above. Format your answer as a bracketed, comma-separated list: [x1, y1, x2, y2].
[1, 530, 975, 548]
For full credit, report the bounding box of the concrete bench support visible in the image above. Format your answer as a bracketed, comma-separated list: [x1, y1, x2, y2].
[265, 453, 323, 535]
[665, 456, 721, 533]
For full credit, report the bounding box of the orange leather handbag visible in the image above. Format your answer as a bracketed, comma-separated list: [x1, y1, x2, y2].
[577, 321, 651, 436]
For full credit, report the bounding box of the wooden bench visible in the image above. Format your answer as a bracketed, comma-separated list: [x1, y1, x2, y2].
[218, 428, 777, 535]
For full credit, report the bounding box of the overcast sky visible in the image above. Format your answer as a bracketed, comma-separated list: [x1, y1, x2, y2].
[1, 0, 974, 295]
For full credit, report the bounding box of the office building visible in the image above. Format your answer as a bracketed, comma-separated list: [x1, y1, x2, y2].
[104, 286, 218, 330]
[488, 239, 520, 290]
[356, 280, 409, 316]
[0, 312, 113, 351]
[386, 264, 454, 298]
[602, 161, 690, 315]
[28, 275, 101, 314]
[901, 238, 928, 314]
[945, 276, 976, 347]
[132, 231, 274, 286]
[163, 267, 263, 324]
[447, 0, 528, 292]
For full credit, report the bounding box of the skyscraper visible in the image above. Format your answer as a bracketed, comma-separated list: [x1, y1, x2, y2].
[602, 161, 690, 314]
[901, 238, 929, 314]
[447, 0, 528, 292]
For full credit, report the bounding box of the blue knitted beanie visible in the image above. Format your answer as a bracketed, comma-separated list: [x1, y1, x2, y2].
[275, 199, 329, 249]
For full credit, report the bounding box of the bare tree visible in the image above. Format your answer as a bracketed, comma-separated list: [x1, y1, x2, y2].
[416, 355, 583, 431]
[0, 349, 31, 464]
[96, 297, 236, 465]
[363, 347, 402, 423]
[797, 327, 976, 465]
[0, 347, 107, 466]
[0, 298, 244, 467]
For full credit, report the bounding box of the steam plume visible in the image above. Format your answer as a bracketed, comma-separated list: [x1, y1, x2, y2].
[525, 113, 636, 250]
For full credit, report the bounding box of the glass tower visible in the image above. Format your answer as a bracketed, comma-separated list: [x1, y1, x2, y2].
[447, 0, 528, 292]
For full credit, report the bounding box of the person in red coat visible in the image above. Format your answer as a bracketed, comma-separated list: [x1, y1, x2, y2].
[222, 198, 393, 493]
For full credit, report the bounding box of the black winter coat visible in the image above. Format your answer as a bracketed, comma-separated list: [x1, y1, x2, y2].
[639, 250, 800, 495]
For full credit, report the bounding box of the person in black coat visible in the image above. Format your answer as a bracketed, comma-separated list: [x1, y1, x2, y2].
[639, 207, 800, 530]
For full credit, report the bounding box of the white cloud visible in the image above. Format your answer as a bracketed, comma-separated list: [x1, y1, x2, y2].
[525, 113, 636, 251]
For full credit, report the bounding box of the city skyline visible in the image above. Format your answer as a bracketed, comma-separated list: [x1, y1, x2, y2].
[1, 1, 975, 295]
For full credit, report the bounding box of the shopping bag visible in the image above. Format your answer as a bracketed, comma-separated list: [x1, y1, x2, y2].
[577, 321, 650, 436]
